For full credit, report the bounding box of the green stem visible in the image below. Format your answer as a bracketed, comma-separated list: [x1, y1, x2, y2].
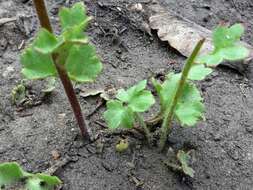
[135, 113, 151, 145]
[32, 0, 89, 139]
[158, 39, 205, 151]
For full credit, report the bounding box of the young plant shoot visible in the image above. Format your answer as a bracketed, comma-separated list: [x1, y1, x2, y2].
[20, 1, 102, 139]
[104, 80, 155, 144]
[103, 23, 249, 153]
[0, 162, 61, 190]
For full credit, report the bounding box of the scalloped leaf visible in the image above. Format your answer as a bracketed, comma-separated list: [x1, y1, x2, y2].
[65, 44, 102, 82]
[33, 29, 61, 54]
[175, 82, 204, 127]
[153, 73, 180, 112]
[0, 162, 24, 186]
[197, 24, 249, 66]
[153, 74, 204, 126]
[188, 64, 213, 80]
[104, 100, 134, 129]
[59, 2, 89, 31]
[21, 48, 57, 79]
[116, 80, 155, 112]
[0, 162, 61, 190]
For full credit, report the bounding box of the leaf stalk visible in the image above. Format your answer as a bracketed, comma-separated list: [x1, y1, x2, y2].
[135, 113, 151, 145]
[158, 39, 205, 151]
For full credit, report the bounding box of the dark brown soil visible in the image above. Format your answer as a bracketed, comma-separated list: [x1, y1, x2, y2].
[1, 0, 253, 189]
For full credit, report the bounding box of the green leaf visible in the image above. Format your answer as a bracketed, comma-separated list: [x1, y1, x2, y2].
[35, 173, 62, 187]
[175, 82, 204, 126]
[116, 80, 155, 112]
[188, 64, 213, 80]
[177, 150, 195, 178]
[197, 24, 249, 66]
[0, 162, 24, 186]
[213, 23, 244, 49]
[197, 53, 223, 66]
[59, 2, 90, 31]
[156, 73, 181, 112]
[65, 44, 102, 82]
[33, 29, 61, 54]
[21, 48, 57, 79]
[154, 74, 204, 126]
[220, 45, 249, 60]
[104, 100, 134, 129]
[25, 177, 61, 190]
[62, 22, 89, 44]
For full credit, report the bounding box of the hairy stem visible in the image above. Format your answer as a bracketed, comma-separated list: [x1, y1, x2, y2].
[32, 0, 89, 139]
[158, 39, 205, 151]
[135, 113, 151, 145]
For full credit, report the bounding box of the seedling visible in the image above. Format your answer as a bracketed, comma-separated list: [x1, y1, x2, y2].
[0, 162, 61, 190]
[104, 80, 155, 144]
[20, 1, 102, 138]
[197, 23, 249, 66]
[103, 23, 249, 152]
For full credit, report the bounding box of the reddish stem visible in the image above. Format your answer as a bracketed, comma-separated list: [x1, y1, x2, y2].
[32, 0, 89, 139]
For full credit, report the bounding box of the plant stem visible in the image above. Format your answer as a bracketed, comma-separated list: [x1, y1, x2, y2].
[32, 0, 53, 33]
[158, 39, 205, 151]
[135, 113, 151, 145]
[32, 0, 89, 139]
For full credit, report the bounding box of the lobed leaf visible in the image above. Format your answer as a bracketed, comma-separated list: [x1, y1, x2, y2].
[153, 73, 204, 127]
[0, 162, 61, 190]
[198, 24, 249, 66]
[21, 48, 57, 79]
[104, 100, 134, 129]
[153, 73, 180, 112]
[0, 162, 24, 186]
[175, 82, 204, 127]
[59, 2, 89, 31]
[65, 44, 102, 82]
[25, 174, 61, 190]
[116, 80, 155, 112]
[188, 64, 213, 80]
[33, 29, 61, 54]
[62, 22, 89, 44]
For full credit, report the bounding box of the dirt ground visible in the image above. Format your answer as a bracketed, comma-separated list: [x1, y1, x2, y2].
[1, 0, 253, 189]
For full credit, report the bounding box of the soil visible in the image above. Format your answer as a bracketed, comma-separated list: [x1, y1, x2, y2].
[1, 0, 253, 190]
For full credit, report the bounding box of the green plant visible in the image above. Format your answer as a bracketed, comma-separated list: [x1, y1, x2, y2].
[20, 1, 102, 139]
[197, 23, 249, 66]
[103, 23, 249, 152]
[104, 80, 155, 143]
[0, 162, 61, 190]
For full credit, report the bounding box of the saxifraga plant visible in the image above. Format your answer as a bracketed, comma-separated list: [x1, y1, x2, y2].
[20, 1, 102, 139]
[104, 23, 249, 152]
